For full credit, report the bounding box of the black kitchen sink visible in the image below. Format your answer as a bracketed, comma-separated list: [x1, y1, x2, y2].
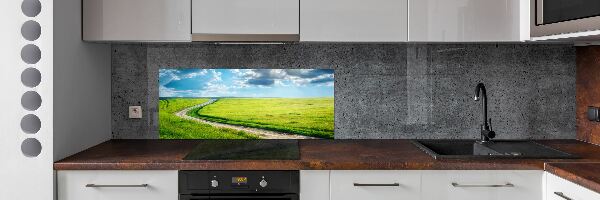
[412, 140, 578, 160]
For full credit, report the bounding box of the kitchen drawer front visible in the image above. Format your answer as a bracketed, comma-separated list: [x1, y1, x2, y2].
[57, 170, 178, 200]
[330, 170, 420, 200]
[421, 170, 543, 200]
[545, 172, 600, 200]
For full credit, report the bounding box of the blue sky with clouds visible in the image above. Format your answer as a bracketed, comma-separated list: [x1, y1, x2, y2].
[159, 69, 334, 98]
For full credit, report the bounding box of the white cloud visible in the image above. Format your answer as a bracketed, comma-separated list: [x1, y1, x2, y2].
[159, 69, 182, 83]
[161, 68, 334, 98]
[159, 85, 196, 97]
[201, 82, 236, 97]
[230, 69, 334, 87]
[182, 69, 208, 79]
[209, 69, 222, 82]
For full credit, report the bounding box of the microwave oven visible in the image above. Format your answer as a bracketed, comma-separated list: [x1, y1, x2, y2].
[532, 0, 600, 37]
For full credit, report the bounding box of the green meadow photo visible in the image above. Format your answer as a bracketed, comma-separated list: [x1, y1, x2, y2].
[159, 69, 334, 139]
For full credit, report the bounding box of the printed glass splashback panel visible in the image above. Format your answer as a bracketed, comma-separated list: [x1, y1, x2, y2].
[159, 69, 334, 139]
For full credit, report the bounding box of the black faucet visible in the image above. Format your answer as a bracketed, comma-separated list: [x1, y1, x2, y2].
[474, 83, 495, 142]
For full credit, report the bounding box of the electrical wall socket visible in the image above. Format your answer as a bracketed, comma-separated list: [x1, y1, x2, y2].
[129, 106, 142, 119]
[588, 106, 600, 122]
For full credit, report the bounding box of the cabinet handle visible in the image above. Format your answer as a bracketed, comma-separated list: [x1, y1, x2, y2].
[554, 192, 573, 200]
[85, 184, 149, 188]
[353, 183, 400, 187]
[451, 182, 514, 188]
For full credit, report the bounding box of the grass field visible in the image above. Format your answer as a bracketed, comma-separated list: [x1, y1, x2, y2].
[188, 98, 334, 139]
[159, 98, 259, 139]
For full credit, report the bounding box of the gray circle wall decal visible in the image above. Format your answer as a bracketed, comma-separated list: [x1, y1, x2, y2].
[21, 20, 41, 41]
[21, 138, 42, 157]
[21, 91, 42, 111]
[21, 0, 41, 17]
[20, 114, 41, 134]
[21, 44, 41, 64]
[21, 68, 41, 87]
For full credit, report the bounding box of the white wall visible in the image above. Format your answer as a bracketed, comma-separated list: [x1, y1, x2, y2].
[1, 0, 110, 198]
[0, 0, 54, 199]
[53, 0, 112, 161]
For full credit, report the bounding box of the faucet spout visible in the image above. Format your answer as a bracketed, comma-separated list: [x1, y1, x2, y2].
[474, 83, 495, 142]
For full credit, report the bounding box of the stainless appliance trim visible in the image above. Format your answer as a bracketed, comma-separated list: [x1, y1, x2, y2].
[535, 0, 543, 25]
[531, 0, 600, 37]
[85, 184, 149, 188]
[451, 182, 514, 188]
[180, 194, 298, 200]
[353, 183, 400, 187]
[191, 34, 300, 42]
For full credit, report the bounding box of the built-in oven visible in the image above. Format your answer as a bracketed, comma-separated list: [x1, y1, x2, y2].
[532, 0, 600, 37]
[179, 171, 299, 200]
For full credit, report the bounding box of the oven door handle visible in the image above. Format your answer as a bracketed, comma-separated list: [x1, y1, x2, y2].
[179, 195, 209, 200]
[180, 194, 298, 200]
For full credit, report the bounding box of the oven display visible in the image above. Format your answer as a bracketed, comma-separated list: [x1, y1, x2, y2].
[232, 177, 248, 186]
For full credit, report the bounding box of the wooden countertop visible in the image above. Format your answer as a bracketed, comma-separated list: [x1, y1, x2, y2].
[54, 139, 600, 170]
[545, 162, 600, 194]
[54, 139, 600, 194]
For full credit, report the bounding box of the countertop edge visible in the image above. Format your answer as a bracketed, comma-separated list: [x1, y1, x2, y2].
[545, 162, 600, 194]
[54, 161, 544, 171]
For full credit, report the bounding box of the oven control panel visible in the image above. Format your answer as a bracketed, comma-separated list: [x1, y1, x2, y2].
[179, 171, 299, 194]
[231, 176, 248, 187]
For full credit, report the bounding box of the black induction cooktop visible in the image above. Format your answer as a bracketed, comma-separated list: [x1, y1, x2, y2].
[183, 140, 300, 160]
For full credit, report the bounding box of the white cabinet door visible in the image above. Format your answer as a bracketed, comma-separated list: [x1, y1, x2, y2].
[57, 170, 178, 200]
[192, 0, 299, 41]
[421, 170, 543, 200]
[82, 0, 191, 42]
[330, 170, 420, 200]
[301, 0, 408, 42]
[545, 172, 600, 200]
[409, 0, 529, 42]
[301, 170, 330, 200]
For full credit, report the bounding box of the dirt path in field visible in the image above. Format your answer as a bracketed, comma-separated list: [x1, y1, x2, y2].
[175, 99, 317, 139]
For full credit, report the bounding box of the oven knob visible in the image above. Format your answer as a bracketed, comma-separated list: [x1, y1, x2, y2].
[211, 180, 219, 188]
[259, 179, 268, 188]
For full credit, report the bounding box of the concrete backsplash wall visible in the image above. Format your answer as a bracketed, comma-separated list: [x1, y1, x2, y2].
[112, 43, 576, 139]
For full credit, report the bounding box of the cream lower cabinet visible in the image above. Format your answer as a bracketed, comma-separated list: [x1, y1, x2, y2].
[330, 170, 421, 200]
[545, 172, 600, 200]
[325, 170, 543, 200]
[301, 170, 330, 200]
[56, 170, 600, 200]
[421, 170, 543, 200]
[57, 170, 178, 200]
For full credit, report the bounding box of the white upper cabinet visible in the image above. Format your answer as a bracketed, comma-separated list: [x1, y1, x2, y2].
[409, 0, 530, 42]
[300, 0, 409, 42]
[80, 0, 533, 42]
[82, 0, 191, 42]
[191, 0, 300, 41]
